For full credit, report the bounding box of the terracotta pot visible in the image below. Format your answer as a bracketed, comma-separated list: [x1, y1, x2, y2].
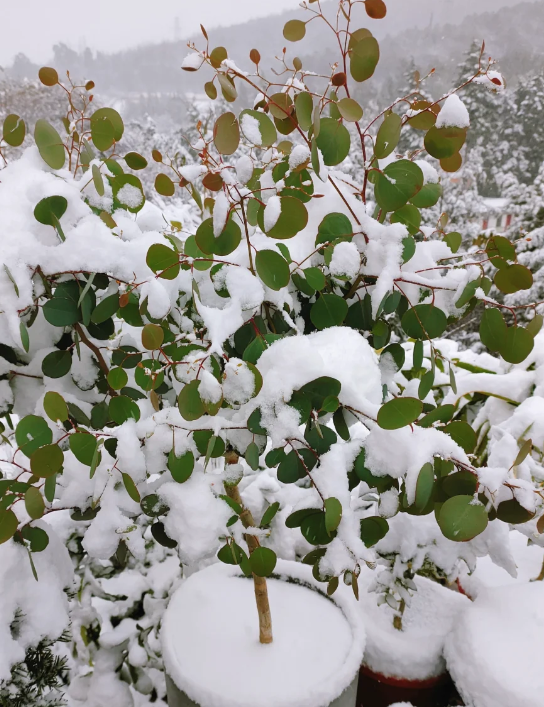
[357, 664, 461, 707]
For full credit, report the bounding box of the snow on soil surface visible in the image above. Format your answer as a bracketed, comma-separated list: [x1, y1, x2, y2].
[359, 571, 469, 681]
[162, 560, 365, 707]
[458, 530, 544, 598]
[445, 582, 544, 707]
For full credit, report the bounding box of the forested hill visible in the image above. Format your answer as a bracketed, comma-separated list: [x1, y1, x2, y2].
[6, 0, 541, 104]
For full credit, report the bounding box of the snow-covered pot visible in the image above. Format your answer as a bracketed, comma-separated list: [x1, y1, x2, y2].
[162, 560, 365, 707]
[356, 574, 468, 707]
[445, 582, 544, 707]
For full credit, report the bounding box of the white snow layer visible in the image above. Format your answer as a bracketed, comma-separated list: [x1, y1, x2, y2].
[435, 94, 470, 129]
[359, 571, 469, 681]
[445, 582, 544, 707]
[162, 560, 365, 707]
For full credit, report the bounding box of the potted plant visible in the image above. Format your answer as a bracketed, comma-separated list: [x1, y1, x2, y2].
[0, 1, 542, 706]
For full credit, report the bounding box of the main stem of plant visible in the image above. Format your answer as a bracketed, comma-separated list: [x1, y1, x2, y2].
[225, 451, 273, 644]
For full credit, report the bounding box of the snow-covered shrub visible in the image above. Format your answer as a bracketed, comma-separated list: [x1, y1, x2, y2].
[0, 1, 541, 699]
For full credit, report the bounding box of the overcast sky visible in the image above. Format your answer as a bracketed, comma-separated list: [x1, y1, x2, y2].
[1, 0, 304, 66]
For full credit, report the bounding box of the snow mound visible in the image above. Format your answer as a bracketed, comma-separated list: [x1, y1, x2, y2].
[359, 572, 469, 681]
[445, 582, 544, 707]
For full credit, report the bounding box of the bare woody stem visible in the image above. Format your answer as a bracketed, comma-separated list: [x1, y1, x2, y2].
[224, 450, 273, 644]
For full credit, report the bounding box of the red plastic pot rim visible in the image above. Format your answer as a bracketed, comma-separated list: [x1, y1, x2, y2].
[360, 664, 450, 690]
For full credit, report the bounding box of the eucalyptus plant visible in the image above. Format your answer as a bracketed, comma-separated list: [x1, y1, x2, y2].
[0, 0, 541, 655]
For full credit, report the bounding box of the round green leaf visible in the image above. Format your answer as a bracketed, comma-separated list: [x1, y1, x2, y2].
[360, 516, 389, 547]
[443, 421, 478, 454]
[43, 296, 80, 327]
[414, 462, 435, 512]
[125, 152, 148, 170]
[0, 510, 18, 545]
[390, 204, 421, 235]
[250, 546, 277, 577]
[142, 324, 164, 350]
[304, 267, 326, 291]
[486, 235, 516, 262]
[480, 308, 507, 352]
[301, 512, 336, 546]
[155, 173, 175, 197]
[196, 217, 242, 255]
[499, 326, 534, 365]
[437, 495, 488, 542]
[316, 212, 353, 245]
[239, 109, 277, 148]
[377, 397, 423, 430]
[22, 525, 49, 552]
[178, 380, 205, 421]
[141, 494, 169, 517]
[168, 450, 195, 483]
[69, 433, 98, 466]
[43, 391, 68, 422]
[16, 416, 53, 457]
[107, 367, 128, 390]
[496, 498, 535, 524]
[374, 160, 424, 212]
[91, 293, 120, 324]
[34, 119, 65, 169]
[134, 359, 164, 391]
[424, 126, 466, 160]
[268, 93, 293, 120]
[295, 92, 314, 131]
[91, 115, 115, 151]
[146, 243, 180, 280]
[34, 195, 67, 227]
[30, 444, 63, 478]
[257, 196, 308, 240]
[337, 98, 363, 123]
[315, 118, 351, 166]
[283, 19, 306, 41]
[310, 294, 348, 330]
[3, 114, 26, 147]
[42, 350, 72, 378]
[151, 521, 177, 548]
[350, 36, 380, 82]
[402, 304, 448, 340]
[214, 112, 240, 155]
[25, 487, 45, 520]
[109, 395, 141, 424]
[91, 107, 124, 141]
[122, 472, 140, 503]
[245, 441, 260, 470]
[375, 113, 402, 159]
[324, 497, 342, 534]
[445, 231, 462, 253]
[255, 250, 290, 291]
[494, 264, 533, 295]
[410, 183, 443, 209]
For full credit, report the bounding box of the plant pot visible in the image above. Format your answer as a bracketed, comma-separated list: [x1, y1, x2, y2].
[356, 571, 469, 707]
[445, 582, 544, 707]
[358, 664, 458, 707]
[162, 560, 365, 707]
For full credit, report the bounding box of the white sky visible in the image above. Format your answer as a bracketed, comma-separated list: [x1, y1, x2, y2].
[0, 0, 304, 66]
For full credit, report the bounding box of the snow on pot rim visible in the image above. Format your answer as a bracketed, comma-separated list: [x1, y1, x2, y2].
[445, 582, 544, 707]
[162, 559, 365, 707]
[358, 571, 469, 682]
